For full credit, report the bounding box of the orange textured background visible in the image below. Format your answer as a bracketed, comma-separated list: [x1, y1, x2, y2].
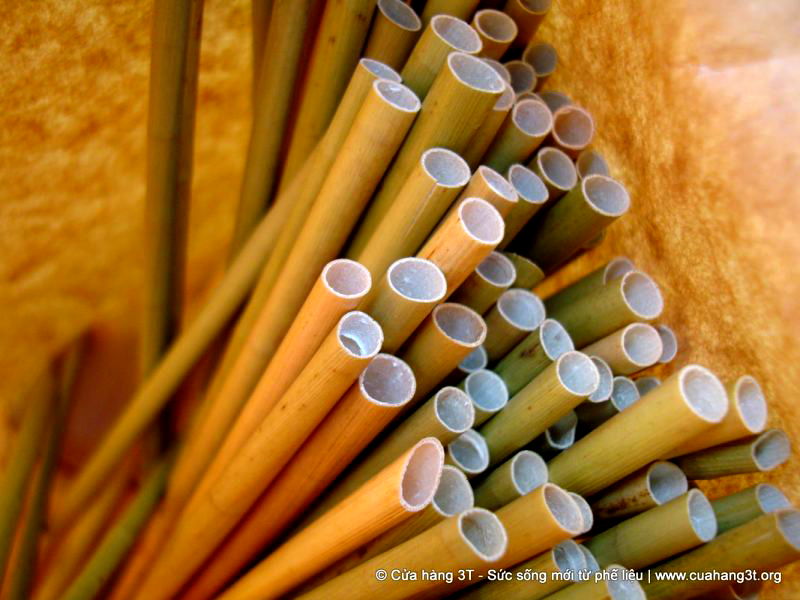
[1, 0, 799, 595]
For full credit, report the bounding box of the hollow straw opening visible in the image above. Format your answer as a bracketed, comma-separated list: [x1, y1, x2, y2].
[556, 351, 599, 397]
[610, 377, 640, 411]
[508, 164, 548, 205]
[553, 105, 595, 148]
[756, 484, 791, 513]
[583, 175, 630, 216]
[514, 99, 552, 137]
[483, 58, 511, 83]
[476, 252, 517, 287]
[539, 90, 571, 113]
[505, 60, 536, 94]
[378, 0, 421, 31]
[479, 166, 518, 203]
[338, 312, 383, 357]
[537, 147, 577, 190]
[458, 198, 505, 245]
[511, 450, 548, 494]
[553, 540, 586, 580]
[621, 324, 663, 367]
[635, 376, 661, 396]
[465, 370, 509, 412]
[647, 462, 689, 504]
[435, 387, 475, 433]
[569, 492, 594, 534]
[547, 411, 578, 449]
[449, 430, 489, 473]
[374, 80, 421, 112]
[459, 346, 488, 372]
[497, 289, 545, 331]
[388, 258, 448, 303]
[543, 483, 584, 535]
[589, 357, 613, 403]
[474, 10, 517, 43]
[656, 325, 678, 363]
[448, 52, 506, 92]
[687, 489, 718, 542]
[678, 365, 729, 423]
[422, 148, 471, 187]
[431, 15, 482, 54]
[581, 545, 601, 573]
[524, 42, 557, 76]
[604, 257, 636, 282]
[361, 58, 402, 83]
[400, 438, 445, 510]
[735, 376, 768, 433]
[494, 83, 515, 109]
[360, 354, 416, 406]
[621, 271, 664, 320]
[432, 466, 474, 515]
[605, 566, 646, 600]
[458, 508, 508, 562]
[323, 260, 372, 298]
[777, 510, 800, 551]
[541, 319, 575, 360]
[752, 430, 791, 471]
[434, 304, 487, 347]
[519, 0, 553, 14]
[576, 148, 611, 179]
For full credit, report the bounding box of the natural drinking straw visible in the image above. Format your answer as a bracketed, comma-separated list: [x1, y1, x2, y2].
[523, 41, 557, 88]
[504, 60, 537, 95]
[656, 324, 678, 363]
[484, 58, 511, 82]
[462, 83, 515, 167]
[570, 492, 594, 534]
[547, 104, 595, 158]
[451, 252, 517, 314]
[461, 368, 509, 425]
[712, 484, 792, 534]
[539, 89, 571, 112]
[499, 164, 549, 248]
[575, 376, 640, 430]
[455, 346, 489, 378]
[363, 0, 422, 70]
[546, 565, 645, 600]
[504, 0, 551, 47]
[529, 145, 578, 202]
[544, 256, 634, 314]
[580, 545, 601, 573]
[457, 166, 519, 217]
[581, 323, 663, 375]
[473, 449, 548, 510]
[420, 0, 480, 26]
[472, 9, 517, 59]
[575, 147, 611, 179]
[591, 461, 688, 520]
[446, 429, 490, 477]
[249, 0, 270, 98]
[634, 375, 661, 395]
[588, 356, 614, 402]
[675, 429, 791, 479]
[482, 289, 545, 361]
[534, 410, 578, 457]
[503, 251, 545, 288]
[484, 99, 552, 173]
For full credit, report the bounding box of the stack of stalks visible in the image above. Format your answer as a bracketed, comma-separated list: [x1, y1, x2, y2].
[0, 1, 796, 600]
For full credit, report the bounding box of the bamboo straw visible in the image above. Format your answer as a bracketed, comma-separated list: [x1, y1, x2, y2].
[447, 429, 490, 477]
[591, 461, 688, 520]
[474, 450, 547, 509]
[364, 0, 422, 70]
[230, 0, 314, 255]
[401, 303, 487, 407]
[517, 174, 630, 271]
[582, 323, 663, 376]
[217, 439, 445, 600]
[548, 365, 729, 496]
[420, 0, 481, 26]
[499, 164, 548, 248]
[296, 508, 506, 600]
[483, 289, 545, 361]
[504, 0, 551, 47]
[278, 0, 378, 187]
[570, 492, 594, 534]
[712, 484, 791, 534]
[485, 99, 552, 173]
[481, 351, 598, 465]
[642, 510, 800, 599]
[352, 52, 504, 245]
[540, 89, 572, 112]
[576, 147, 611, 179]
[472, 9, 517, 59]
[494, 318, 574, 395]
[549, 104, 595, 158]
[546, 565, 645, 600]
[666, 375, 768, 458]
[351, 147, 470, 278]
[533, 410, 578, 457]
[503, 251, 545, 288]
[460, 165, 520, 216]
[401, 14, 482, 98]
[361, 257, 447, 353]
[546, 270, 664, 348]
[656, 324, 678, 363]
[545, 257, 636, 315]
[179, 355, 416, 600]
[461, 369, 509, 425]
[529, 146, 577, 202]
[588, 356, 614, 402]
[580, 545, 601, 573]
[462, 82, 514, 167]
[635, 375, 661, 395]
[135, 312, 383, 600]
[452, 252, 517, 314]
[523, 41, 557, 89]
[454, 346, 489, 379]
[505, 60, 537, 95]
[676, 429, 791, 479]
[250, 1, 272, 98]
[483, 58, 511, 82]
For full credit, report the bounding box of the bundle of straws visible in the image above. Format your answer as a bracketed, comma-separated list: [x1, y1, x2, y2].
[1, 1, 797, 599]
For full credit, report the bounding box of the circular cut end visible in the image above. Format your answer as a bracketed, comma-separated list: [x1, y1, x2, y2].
[448, 52, 505, 92]
[505, 60, 536, 94]
[589, 357, 614, 402]
[734, 375, 768, 434]
[752, 430, 791, 471]
[621, 271, 664, 320]
[635, 376, 661, 396]
[458, 197, 505, 245]
[518, 0, 553, 16]
[478, 166, 518, 204]
[497, 289, 545, 331]
[323, 259, 372, 298]
[511, 450, 548, 494]
[432, 466, 474, 516]
[552, 105, 595, 150]
[556, 351, 599, 397]
[458, 508, 508, 562]
[432, 15, 482, 54]
[604, 257, 636, 283]
[465, 370, 509, 413]
[656, 325, 678, 363]
[448, 430, 489, 474]
[544, 483, 584, 535]
[687, 489, 717, 542]
[474, 9, 517, 43]
[338, 312, 383, 358]
[777, 509, 800, 552]
[388, 258, 447, 303]
[569, 492, 594, 534]
[647, 462, 689, 505]
[757, 484, 791, 513]
[582, 175, 630, 217]
[678, 366, 729, 423]
[433, 304, 487, 348]
[539, 90, 571, 113]
[513, 98, 553, 137]
[378, 0, 421, 31]
[536, 147, 577, 191]
[476, 252, 517, 288]
[621, 323, 663, 368]
[524, 42, 557, 77]
[400, 438, 444, 511]
[494, 82, 515, 110]
[459, 346, 488, 372]
[541, 319, 574, 360]
[547, 411, 578, 449]
[576, 148, 610, 179]
[552, 540, 586, 580]
[361, 58, 402, 82]
[435, 387, 475, 433]
[508, 164, 548, 205]
[483, 58, 511, 83]
[374, 80, 420, 112]
[580, 545, 601, 573]
[605, 565, 646, 600]
[360, 354, 416, 407]
[422, 147, 471, 187]
[611, 377, 640, 411]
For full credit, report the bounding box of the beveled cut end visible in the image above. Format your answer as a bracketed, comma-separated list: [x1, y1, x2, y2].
[687, 489, 717, 542]
[448, 52, 505, 92]
[508, 164, 548, 205]
[458, 508, 508, 562]
[432, 465, 474, 516]
[604, 257, 635, 283]
[656, 324, 678, 363]
[338, 311, 383, 358]
[400, 438, 444, 511]
[432, 15, 482, 54]
[552, 104, 595, 151]
[543, 483, 584, 535]
[433, 303, 487, 348]
[511, 450, 548, 494]
[505, 60, 536, 94]
[776, 509, 800, 552]
[459, 346, 488, 373]
[360, 354, 416, 407]
[569, 492, 594, 534]
[588, 356, 613, 403]
[478, 166, 518, 203]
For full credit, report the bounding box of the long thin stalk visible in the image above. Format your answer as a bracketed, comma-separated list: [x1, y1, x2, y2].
[544, 256, 634, 314]
[461, 369, 508, 425]
[575, 376, 640, 430]
[472, 9, 517, 59]
[473, 449, 547, 509]
[523, 41, 557, 89]
[675, 429, 791, 479]
[484, 98, 551, 172]
[712, 484, 791, 534]
[590, 461, 688, 521]
[446, 428, 490, 477]
[462, 83, 515, 168]
[503, 251, 545, 288]
[581, 323, 663, 375]
[482, 288, 545, 361]
[364, 0, 422, 70]
[499, 164, 549, 249]
[451, 251, 517, 314]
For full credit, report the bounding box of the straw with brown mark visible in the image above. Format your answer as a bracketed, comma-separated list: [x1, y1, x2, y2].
[591, 461, 688, 521]
[503, 251, 545, 289]
[474, 449, 547, 510]
[483, 289, 546, 361]
[576, 147, 611, 179]
[676, 429, 791, 480]
[548, 104, 595, 158]
[472, 9, 517, 59]
[523, 41, 557, 89]
[364, 0, 422, 70]
[712, 484, 792, 535]
[528, 145, 577, 202]
[499, 164, 549, 249]
[452, 252, 517, 314]
[581, 323, 663, 376]
[461, 369, 509, 426]
[484, 98, 552, 173]
[545, 256, 635, 315]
